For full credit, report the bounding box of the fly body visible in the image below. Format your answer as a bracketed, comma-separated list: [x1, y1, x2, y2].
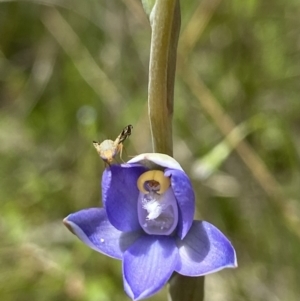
[93, 125, 133, 165]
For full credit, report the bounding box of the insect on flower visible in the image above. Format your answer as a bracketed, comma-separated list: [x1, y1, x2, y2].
[93, 125, 133, 165]
[64, 153, 237, 301]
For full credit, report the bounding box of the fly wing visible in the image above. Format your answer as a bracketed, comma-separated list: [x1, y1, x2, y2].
[118, 125, 133, 144]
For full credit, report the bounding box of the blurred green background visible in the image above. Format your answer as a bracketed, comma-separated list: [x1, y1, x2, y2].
[1, 0, 300, 300]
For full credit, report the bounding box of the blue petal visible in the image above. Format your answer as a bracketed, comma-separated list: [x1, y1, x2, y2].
[127, 153, 184, 171]
[64, 208, 142, 259]
[123, 235, 179, 300]
[175, 221, 237, 276]
[102, 164, 147, 232]
[164, 168, 195, 239]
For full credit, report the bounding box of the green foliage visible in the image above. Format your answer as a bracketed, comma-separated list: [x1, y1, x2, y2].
[0, 0, 300, 300]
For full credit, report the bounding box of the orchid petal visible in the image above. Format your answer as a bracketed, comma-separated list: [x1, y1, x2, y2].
[164, 168, 195, 239]
[102, 164, 147, 232]
[64, 208, 142, 259]
[123, 235, 179, 300]
[175, 221, 237, 276]
[128, 153, 184, 171]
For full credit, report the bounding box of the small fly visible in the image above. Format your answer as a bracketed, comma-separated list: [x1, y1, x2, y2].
[93, 125, 133, 165]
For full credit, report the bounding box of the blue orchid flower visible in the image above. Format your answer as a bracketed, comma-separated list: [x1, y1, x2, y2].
[64, 153, 237, 300]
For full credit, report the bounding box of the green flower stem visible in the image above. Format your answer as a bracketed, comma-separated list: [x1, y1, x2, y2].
[147, 0, 180, 156]
[143, 1, 205, 301]
[169, 274, 205, 301]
